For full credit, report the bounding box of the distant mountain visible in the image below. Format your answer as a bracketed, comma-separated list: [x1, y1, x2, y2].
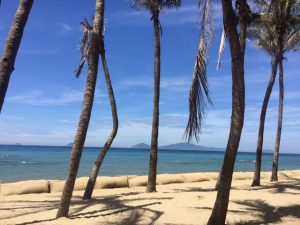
[66, 143, 73, 147]
[263, 149, 273, 153]
[131, 142, 224, 151]
[159, 142, 224, 151]
[131, 143, 150, 149]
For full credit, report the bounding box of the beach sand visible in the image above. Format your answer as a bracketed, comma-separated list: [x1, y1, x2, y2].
[1, 170, 300, 225]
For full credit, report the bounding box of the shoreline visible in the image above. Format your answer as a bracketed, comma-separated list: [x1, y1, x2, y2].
[1, 170, 300, 196]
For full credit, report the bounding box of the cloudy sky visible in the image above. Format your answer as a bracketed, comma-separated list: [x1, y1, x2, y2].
[0, 0, 299, 153]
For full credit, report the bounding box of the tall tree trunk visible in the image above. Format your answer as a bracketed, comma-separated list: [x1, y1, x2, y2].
[56, 0, 103, 218]
[271, 60, 284, 182]
[0, 0, 33, 112]
[215, 0, 248, 191]
[207, 0, 245, 224]
[146, 10, 160, 193]
[251, 57, 278, 186]
[83, 51, 118, 200]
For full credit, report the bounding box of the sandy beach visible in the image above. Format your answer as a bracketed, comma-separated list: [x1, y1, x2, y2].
[1, 170, 300, 225]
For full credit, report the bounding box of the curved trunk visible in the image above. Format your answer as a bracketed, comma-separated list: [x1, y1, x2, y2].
[56, 0, 104, 218]
[214, 0, 248, 191]
[83, 51, 118, 200]
[271, 60, 284, 182]
[207, 0, 245, 224]
[0, 0, 34, 112]
[146, 11, 160, 193]
[252, 57, 278, 186]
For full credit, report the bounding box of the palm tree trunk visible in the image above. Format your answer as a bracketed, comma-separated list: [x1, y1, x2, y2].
[214, 0, 248, 192]
[271, 60, 284, 182]
[56, 0, 104, 218]
[83, 51, 118, 200]
[207, 0, 245, 224]
[251, 57, 278, 186]
[0, 0, 33, 112]
[146, 10, 160, 193]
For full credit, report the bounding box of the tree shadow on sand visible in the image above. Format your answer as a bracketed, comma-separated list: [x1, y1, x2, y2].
[231, 179, 300, 195]
[1, 191, 170, 225]
[229, 199, 300, 225]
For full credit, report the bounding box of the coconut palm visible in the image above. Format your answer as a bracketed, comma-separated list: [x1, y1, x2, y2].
[250, 0, 300, 186]
[130, 0, 181, 192]
[0, 0, 34, 112]
[56, 0, 104, 218]
[207, 0, 250, 223]
[82, 17, 119, 200]
[186, 0, 249, 223]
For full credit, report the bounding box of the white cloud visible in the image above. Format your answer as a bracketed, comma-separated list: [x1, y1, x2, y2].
[58, 22, 74, 35]
[19, 48, 60, 55]
[117, 75, 191, 92]
[7, 89, 84, 106]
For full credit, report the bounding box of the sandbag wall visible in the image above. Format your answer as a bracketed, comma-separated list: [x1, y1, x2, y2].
[1, 170, 299, 196]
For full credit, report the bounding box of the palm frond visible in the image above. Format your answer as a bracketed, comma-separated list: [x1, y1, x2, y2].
[248, 0, 300, 56]
[161, 0, 181, 10]
[75, 19, 93, 78]
[216, 27, 226, 70]
[129, 0, 152, 10]
[285, 29, 300, 51]
[185, 0, 213, 142]
[130, 0, 181, 13]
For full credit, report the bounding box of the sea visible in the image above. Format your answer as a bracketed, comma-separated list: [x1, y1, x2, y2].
[1, 145, 300, 183]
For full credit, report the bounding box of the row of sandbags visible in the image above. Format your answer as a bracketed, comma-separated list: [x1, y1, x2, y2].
[1, 170, 299, 196]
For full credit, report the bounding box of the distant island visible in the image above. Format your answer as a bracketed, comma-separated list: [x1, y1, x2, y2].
[131, 143, 150, 149]
[131, 142, 224, 151]
[131, 142, 273, 153]
[66, 143, 73, 147]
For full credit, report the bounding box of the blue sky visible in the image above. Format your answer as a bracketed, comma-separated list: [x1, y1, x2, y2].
[0, 0, 299, 153]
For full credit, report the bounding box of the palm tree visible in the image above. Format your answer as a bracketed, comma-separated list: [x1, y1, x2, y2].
[184, 0, 249, 223]
[213, 0, 251, 191]
[250, 0, 300, 186]
[82, 18, 119, 200]
[56, 0, 104, 218]
[130, 0, 181, 192]
[207, 0, 250, 223]
[0, 0, 34, 112]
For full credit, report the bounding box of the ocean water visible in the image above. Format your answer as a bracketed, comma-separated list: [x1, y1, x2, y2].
[0, 145, 300, 183]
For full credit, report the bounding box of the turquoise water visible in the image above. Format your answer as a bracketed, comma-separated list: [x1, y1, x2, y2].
[0, 145, 300, 182]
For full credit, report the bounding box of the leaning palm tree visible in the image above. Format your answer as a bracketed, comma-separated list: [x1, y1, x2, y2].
[130, 0, 181, 192]
[207, 1, 248, 224]
[56, 0, 104, 218]
[0, 0, 34, 112]
[250, 0, 300, 186]
[82, 13, 119, 200]
[185, 0, 249, 223]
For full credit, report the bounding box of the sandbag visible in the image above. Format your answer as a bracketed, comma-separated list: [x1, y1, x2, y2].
[233, 172, 253, 180]
[156, 174, 184, 185]
[182, 173, 210, 183]
[95, 176, 129, 189]
[49, 177, 89, 193]
[128, 176, 147, 188]
[1, 180, 49, 196]
[205, 172, 219, 180]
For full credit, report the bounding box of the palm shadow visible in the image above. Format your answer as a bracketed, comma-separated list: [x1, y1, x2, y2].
[2, 191, 169, 225]
[230, 199, 300, 225]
